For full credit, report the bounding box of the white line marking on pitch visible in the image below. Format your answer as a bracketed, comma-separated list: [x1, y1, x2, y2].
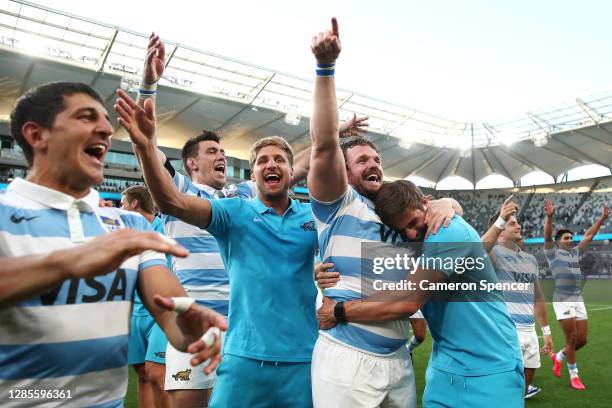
[589, 306, 612, 311]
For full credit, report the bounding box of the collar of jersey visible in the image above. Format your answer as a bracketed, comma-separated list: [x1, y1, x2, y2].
[252, 196, 297, 215]
[8, 178, 99, 212]
[191, 181, 218, 197]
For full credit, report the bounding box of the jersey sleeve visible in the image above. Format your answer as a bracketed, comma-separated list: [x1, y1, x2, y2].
[206, 197, 240, 239]
[422, 219, 472, 277]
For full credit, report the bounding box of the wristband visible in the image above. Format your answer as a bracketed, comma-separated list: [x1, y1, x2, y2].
[493, 217, 506, 230]
[316, 62, 335, 77]
[334, 301, 347, 324]
[541, 325, 551, 336]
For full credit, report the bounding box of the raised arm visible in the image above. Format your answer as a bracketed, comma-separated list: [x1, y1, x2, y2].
[0, 229, 188, 309]
[543, 199, 555, 250]
[308, 17, 346, 202]
[115, 90, 212, 229]
[577, 203, 608, 253]
[481, 195, 518, 253]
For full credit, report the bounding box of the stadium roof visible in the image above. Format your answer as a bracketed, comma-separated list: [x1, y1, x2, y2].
[0, 0, 610, 186]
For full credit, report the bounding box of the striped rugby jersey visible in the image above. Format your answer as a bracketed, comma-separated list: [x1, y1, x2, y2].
[491, 244, 539, 327]
[311, 186, 411, 355]
[544, 246, 584, 301]
[163, 171, 255, 316]
[0, 178, 167, 408]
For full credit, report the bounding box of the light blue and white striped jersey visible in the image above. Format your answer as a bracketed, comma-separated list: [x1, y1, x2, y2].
[162, 172, 255, 316]
[311, 187, 410, 355]
[544, 246, 584, 300]
[0, 178, 167, 408]
[491, 244, 539, 327]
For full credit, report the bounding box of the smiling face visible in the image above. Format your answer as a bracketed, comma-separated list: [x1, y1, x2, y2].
[345, 144, 383, 200]
[28, 92, 113, 193]
[186, 140, 227, 190]
[499, 215, 523, 243]
[251, 145, 292, 202]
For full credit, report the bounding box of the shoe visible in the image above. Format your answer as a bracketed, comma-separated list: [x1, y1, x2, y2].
[525, 385, 541, 399]
[550, 353, 562, 378]
[570, 376, 586, 390]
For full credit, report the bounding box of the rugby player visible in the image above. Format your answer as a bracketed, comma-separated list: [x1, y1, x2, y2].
[545, 199, 608, 390]
[115, 89, 319, 407]
[308, 18, 462, 408]
[317, 180, 524, 407]
[0, 82, 225, 407]
[121, 185, 171, 408]
[482, 196, 554, 399]
[133, 32, 368, 408]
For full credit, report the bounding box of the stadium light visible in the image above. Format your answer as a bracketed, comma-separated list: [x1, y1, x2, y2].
[532, 133, 549, 147]
[284, 112, 301, 126]
[398, 138, 412, 150]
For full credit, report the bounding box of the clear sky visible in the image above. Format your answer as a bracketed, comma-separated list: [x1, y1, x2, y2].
[32, 0, 612, 122]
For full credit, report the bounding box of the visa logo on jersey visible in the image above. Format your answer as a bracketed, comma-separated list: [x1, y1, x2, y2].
[40, 269, 133, 305]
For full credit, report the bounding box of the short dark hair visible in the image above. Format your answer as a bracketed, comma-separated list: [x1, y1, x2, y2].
[122, 185, 156, 215]
[374, 180, 424, 227]
[181, 130, 221, 177]
[555, 228, 573, 241]
[10, 82, 104, 166]
[340, 137, 380, 167]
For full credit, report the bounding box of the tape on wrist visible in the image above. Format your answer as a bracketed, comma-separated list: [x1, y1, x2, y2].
[494, 217, 506, 230]
[201, 327, 221, 348]
[171, 297, 195, 314]
[541, 325, 551, 336]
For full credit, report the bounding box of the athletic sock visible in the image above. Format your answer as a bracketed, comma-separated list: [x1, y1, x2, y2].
[556, 350, 566, 362]
[407, 336, 423, 352]
[567, 363, 578, 378]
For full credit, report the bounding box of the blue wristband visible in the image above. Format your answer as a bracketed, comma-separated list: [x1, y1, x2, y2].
[138, 88, 157, 95]
[316, 62, 335, 77]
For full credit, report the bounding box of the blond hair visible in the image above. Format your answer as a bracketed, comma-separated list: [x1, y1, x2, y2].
[249, 136, 294, 168]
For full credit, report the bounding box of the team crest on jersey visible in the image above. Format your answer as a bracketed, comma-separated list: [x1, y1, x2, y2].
[172, 369, 192, 381]
[300, 220, 315, 231]
[100, 215, 121, 232]
[154, 352, 165, 359]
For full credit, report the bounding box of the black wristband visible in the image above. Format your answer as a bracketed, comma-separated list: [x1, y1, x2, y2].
[334, 301, 347, 324]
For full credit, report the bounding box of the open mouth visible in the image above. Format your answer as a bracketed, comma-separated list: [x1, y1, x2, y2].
[364, 173, 381, 184]
[214, 163, 226, 176]
[264, 173, 281, 185]
[83, 143, 108, 165]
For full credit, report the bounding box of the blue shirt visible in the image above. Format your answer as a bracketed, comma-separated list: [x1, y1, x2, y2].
[0, 178, 167, 407]
[133, 216, 169, 317]
[207, 196, 318, 362]
[422, 216, 522, 376]
[163, 172, 255, 316]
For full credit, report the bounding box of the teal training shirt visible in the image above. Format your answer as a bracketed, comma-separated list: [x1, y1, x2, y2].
[207, 197, 318, 362]
[422, 216, 522, 376]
